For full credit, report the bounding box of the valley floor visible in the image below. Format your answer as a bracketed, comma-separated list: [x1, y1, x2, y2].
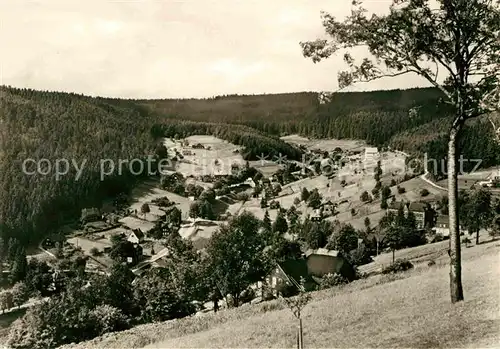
[60, 240, 500, 349]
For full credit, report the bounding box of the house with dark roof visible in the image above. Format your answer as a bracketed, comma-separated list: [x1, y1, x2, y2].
[388, 201, 435, 229]
[432, 215, 467, 237]
[260, 259, 317, 298]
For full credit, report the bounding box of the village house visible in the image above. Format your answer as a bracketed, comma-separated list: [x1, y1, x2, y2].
[259, 249, 356, 297]
[258, 259, 317, 298]
[311, 209, 322, 222]
[305, 248, 356, 281]
[320, 200, 336, 217]
[364, 147, 379, 164]
[80, 207, 102, 224]
[388, 201, 435, 229]
[432, 215, 468, 237]
[123, 244, 143, 266]
[127, 229, 145, 244]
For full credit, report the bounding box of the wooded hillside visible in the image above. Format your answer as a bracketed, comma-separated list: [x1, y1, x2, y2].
[0, 85, 498, 245]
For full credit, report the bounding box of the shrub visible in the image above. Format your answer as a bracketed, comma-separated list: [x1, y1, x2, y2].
[462, 237, 472, 247]
[390, 179, 397, 186]
[360, 191, 370, 202]
[430, 232, 445, 243]
[319, 273, 349, 290]
[239, 288, 256, 304]
[382, 259, 414, 274]
[90, 247, 100, 256]
[278, 284, 299, 298]
[152, 196, 171, 207]
[269, 200, 280, 210]
[260, 301, 283, 313]
[348, 245, 373, 266]
[90, 305, 129, 336]
[236, 192, 250, 202]
[397, 186, 406, 194]
[420, 188, 430, 197]
[262, 288, 275, 301]
[427, 260, 436, 267]
[380, 200, 388, 210]
[489, 228, 500, 238]
[293, 197, 301, 205]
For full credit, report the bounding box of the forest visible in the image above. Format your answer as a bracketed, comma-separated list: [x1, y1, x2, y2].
[0, 85, 499, 245]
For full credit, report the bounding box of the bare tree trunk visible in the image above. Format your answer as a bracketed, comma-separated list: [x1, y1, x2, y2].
[476, 229, 480, 245]
[298, 317, 304, 349]
[392, 249, 395, 264]
[448, 126, 464, 303]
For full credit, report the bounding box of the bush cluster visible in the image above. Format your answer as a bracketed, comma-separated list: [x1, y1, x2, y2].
[319, 273, 349, 290]
[382, 259, 414, 274]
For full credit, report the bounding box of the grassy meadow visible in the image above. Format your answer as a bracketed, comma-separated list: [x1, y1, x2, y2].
[60, 239, 500, 349]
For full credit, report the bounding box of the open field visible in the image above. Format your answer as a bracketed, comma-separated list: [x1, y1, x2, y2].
[127, 180, 192, 220]
[280, 134, 367, 152]
[60, 240, 500, 349]
[432, 166, 500, 191]
[272, 151, 423, 227]
[165, 136, 245, 177]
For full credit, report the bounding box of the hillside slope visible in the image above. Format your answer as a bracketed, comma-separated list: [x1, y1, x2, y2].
[0, 87, 299, 244]
[1, 86, 499, 244]
[59, 241, 500, 349]
[135, 88, 451, 146]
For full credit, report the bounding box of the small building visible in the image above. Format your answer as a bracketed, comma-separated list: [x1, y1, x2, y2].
[305, 248, 356, 281]
[260, 259, 317, 298]
[489, 169, 500, 181]
[127, 229, 145, 244]
[432, 215, 467, 237]
[311, 209, 322, 222]
[125, 244, 143, 266]
[388, 201, 435, 229]
[80, 207, 101, 224]
[364, 147, 379, 163]
[320, 200, 336, 217]
[244, 177, 256, 188]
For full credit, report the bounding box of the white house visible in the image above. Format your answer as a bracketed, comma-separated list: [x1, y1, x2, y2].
[489, 169, 500, 181]
[244, 177, 256, 188]
[477, 169, 500, 187]
[433, 215, 468, 237]
[364, 147, 379, 163]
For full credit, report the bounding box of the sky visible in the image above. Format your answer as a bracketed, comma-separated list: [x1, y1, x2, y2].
[0, 0, 430, 99]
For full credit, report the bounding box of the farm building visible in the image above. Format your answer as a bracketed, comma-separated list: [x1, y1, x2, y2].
[388, 201, 435, 229]
[305, 248, 356, 281]
[364, 147, 379, 163]
[432, 215, 467, 237]
[80, 207, 101, 224]
[258, 259, 317, 297]
[127, 229, 145, 244]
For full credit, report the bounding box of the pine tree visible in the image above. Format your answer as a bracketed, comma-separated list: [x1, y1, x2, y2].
[262, 210, 272, 232]
[272, 211, 289, 234]
[10, 247, 27, 284]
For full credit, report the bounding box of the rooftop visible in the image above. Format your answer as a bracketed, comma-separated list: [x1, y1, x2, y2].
[388, 201, 428, 212]
[305, 248, 340, 258]
[278, 259, 316, 290]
